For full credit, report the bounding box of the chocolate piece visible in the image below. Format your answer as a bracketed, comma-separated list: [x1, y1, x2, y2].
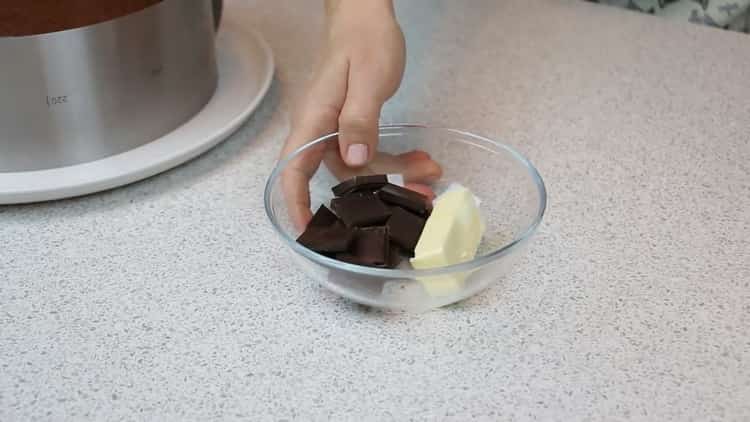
[332, 175, 389, 197]
[388, 243, 403, 268]
[308, 205, 339, 228]
[385, 207, 426, 252]
[377, 184, 432, 216]
[335, 227, 390, 267]
[297, 225, 355, 253]
[333, 252, 363, 266]
[337, 241, 402, 268]
[330, 194, 391, 228]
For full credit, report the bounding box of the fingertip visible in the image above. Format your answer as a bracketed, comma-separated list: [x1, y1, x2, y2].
[337, 99, 381, 167]
[424, 160, 443, 182]
[338, 121, 378, 167]
[404, 183, 436, 201]
[292, 208, 313, 233]
[403, 159, 442, 184]
[344, 143, 369, 167]
[280, 166, 315, 233]
[400, 150, 432, 162]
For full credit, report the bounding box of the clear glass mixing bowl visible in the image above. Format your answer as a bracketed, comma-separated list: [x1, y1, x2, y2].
[265, 125, 547, 311]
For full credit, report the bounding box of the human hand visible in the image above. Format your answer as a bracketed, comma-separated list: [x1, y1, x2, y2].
[280, 0, 442, 230]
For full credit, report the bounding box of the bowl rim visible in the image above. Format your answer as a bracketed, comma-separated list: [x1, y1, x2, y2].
[264, 124, 547, 278]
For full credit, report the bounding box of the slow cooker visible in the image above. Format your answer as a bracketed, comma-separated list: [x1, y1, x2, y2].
[0, 0, 223, 172]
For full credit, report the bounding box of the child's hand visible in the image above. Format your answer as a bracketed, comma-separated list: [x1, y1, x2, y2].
[280, 0, 441, 229]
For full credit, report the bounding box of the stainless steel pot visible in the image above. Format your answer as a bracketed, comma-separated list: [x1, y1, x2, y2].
[0, 0, 220, 172]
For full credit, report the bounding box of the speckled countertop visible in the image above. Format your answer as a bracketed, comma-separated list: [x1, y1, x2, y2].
[2, 0, 749, 420]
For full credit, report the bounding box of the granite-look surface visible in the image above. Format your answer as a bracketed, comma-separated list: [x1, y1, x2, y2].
[2, 0, 749, 420]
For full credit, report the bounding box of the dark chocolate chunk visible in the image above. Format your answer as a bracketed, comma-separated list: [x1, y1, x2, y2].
[297, 225, 355, 253]
[335, 227, 390, 267]
[308, 205, 339, 228]
[333, 252, 363, 266]
[332, 175, 389, 197]
[377, 184, 432, 216]
[337, 240, 402, 268]
[330, 194, 391, 228]
[385, 206, 426, 252]
[387, 243, 403, 268]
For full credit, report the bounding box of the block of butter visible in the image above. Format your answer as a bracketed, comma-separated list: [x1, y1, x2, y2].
[410, 186, 484, 296]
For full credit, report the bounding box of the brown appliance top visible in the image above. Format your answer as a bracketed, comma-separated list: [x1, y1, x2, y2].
[0, 0, 163, 36]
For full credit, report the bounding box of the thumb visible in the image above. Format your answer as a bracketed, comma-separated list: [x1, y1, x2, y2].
[337, 65, 396, 167]
[337, 94, 383, 168]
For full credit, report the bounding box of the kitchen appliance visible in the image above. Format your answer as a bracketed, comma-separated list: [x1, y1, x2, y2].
[0, 0, 273, 203]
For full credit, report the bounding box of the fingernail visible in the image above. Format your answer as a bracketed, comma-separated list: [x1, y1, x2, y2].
[346, 144, 368, 166]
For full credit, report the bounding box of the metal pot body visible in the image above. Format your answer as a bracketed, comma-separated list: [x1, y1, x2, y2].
[0, 0, 218, 172]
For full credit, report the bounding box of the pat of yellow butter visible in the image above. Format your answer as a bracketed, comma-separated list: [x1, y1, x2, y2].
[410, 187, 483, 296]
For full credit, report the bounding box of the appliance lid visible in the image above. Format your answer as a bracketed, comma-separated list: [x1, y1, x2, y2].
[0, 0, 166, 37]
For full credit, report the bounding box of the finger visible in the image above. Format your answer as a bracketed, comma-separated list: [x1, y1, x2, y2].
[281, 57, 349, 230]
[337, 57, 397, 167]
[324, 149, 442, 185]
[404, 183, 436, 201]
[281, 143, 327, 231]
[397, 154, 442, 184]
[282, 110, 338, 230]
[281, 54, 349, 159]
[337, 95, 381, 167]
[400, 150, 432, 162]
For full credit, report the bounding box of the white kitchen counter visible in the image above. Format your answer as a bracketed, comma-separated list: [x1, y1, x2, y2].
[2, 0, 749, 420]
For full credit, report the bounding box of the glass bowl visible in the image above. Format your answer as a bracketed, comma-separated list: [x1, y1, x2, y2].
[264, 125, 547, 312]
